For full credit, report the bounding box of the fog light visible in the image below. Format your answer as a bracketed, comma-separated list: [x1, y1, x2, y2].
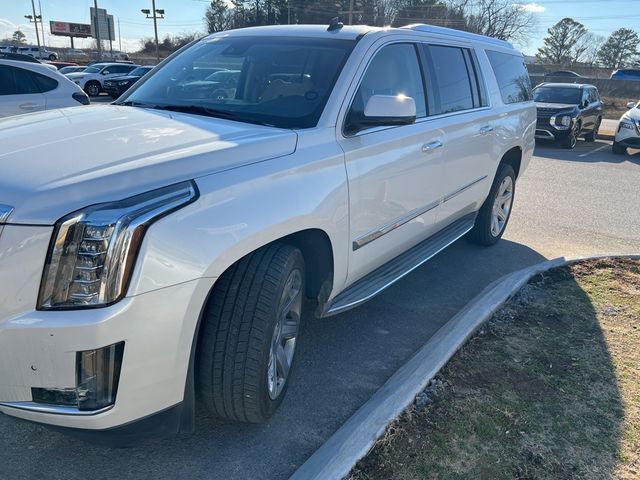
[31, 342, 124, 411]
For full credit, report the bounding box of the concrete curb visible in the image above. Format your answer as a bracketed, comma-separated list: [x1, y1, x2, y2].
[289, 254, 640, 480]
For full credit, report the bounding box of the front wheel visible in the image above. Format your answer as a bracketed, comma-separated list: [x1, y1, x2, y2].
[560, 121, 580, 149]
[48, 54, 56, 61]
[467, 163, 516, 246]
[197, 243, 305, 423]
[612, 141, 627, 155]
[84, 81, 101, 97]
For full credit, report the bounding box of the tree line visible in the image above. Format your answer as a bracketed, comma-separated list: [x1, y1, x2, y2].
[537, 18, 639, 69]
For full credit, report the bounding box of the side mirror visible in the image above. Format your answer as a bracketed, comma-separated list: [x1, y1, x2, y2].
[348, 95, 416, 134]
[627, 101, 637, 109]
[102, 70, 109, 75]
[580, 99, 589, 109]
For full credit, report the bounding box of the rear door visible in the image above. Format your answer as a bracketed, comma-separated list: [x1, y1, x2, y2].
[0, 65, 45, 117]
[420, 43, 496, 228]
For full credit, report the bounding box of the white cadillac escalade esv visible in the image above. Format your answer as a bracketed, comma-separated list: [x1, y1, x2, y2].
[0, 22, 535, 441]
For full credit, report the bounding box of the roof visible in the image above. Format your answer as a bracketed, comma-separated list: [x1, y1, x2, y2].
[207, 24, 378, 40]
[536, 82, 595, 89]
[0, 58, 58, 75]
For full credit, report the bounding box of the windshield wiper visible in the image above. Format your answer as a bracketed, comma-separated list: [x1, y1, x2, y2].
[152, 104, 275, 127]
[113, 100, 158, 108]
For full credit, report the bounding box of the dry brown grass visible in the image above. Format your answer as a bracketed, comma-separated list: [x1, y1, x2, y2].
[349, 258, 640, 480]
[602, 96, 635, 120]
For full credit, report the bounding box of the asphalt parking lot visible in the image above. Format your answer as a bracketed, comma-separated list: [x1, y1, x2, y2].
[1, 138, 639, 480]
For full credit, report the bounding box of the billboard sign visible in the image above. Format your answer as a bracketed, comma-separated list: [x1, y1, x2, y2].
[90, 7, 115, 41]
[50, 21, 92, 38]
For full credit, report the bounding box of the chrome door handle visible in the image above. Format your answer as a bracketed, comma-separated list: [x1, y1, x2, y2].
[19, 103, 39, 110]
[479, 125, 494, 135]
[421, 140, 443, 153]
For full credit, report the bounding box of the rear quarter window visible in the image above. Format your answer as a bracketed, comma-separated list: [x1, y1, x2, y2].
[486, 50, 532, 104]
[32, 72, 58, 92]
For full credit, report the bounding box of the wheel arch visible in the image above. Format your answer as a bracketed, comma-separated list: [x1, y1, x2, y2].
[499, 146, 522, 179]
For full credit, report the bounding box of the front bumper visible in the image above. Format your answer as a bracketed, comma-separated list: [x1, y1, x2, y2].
[0, 225, 213, 430]
[535, 116, 573, 141]
[614, 121, 640, 148]
[103, 83, 129, 98]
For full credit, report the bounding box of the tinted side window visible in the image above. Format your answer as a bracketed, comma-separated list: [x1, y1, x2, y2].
[486, 50, 532, 104]
[32, 72, 58, 92]
[425, 45, 475, 114]
[346, 43, 427, 131]
[0, 66, 16, 95]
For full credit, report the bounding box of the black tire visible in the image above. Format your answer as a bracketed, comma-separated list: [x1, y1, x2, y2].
[197, 243, 305, 423]
[612, 141, 627, 155]
[84, 81, 101, 97]
[467, 163, 516, 246]
[560, 121, 580, 149]
[48, 54, 56, 61]
[584, 118, 600, 142]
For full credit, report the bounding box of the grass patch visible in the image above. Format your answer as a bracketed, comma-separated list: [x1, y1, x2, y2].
[349, 258, 640, 480]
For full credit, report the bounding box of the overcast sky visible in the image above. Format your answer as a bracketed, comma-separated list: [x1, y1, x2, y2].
[1, 0, 639, 54]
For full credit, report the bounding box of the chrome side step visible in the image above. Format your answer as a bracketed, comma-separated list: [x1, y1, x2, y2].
[322, 212, 477, 317]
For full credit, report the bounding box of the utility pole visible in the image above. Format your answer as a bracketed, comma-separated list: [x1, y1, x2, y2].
[141, 3, 164, 63]
[118, 17, 122, 52]
[28, 0, 41, 54]
[93, 0, 102, 59]
[37, 0, 46, 50]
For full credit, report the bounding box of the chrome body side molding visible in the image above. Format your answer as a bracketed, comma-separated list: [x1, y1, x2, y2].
[353, 177, 486, 250]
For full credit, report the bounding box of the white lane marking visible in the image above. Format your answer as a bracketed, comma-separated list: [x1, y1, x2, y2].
[578, 144, 609, 158]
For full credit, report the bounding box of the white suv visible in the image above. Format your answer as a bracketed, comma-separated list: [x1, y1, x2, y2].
[0, 23, 534, 441]
[66, 62, 138, 96]
[17, 46, 58, 61]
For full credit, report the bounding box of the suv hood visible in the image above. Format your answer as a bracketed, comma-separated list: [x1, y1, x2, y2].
[65, 72, 89, 80]
[535, 102, 576, 111]
[107, 74, 141, 82]
[0, 105, 297, 224]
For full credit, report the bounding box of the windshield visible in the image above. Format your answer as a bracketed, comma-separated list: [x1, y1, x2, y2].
[121, 36, 355, 129]
[533, 87, 581, 104]
[130, 67, 151, 76]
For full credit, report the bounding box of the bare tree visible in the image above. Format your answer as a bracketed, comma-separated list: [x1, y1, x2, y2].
[573, 32, 604, 65]
[454, 0, 537, 46]
[205, 0, 234, 33]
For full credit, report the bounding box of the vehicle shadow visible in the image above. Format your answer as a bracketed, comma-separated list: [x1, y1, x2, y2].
[0, 239, 552, 480]
[352, 261, 628, 478]
[534, 139, 640, 165]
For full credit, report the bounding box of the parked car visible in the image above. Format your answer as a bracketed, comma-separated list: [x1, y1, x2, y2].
[67, 48, 88, 57]
[610, 69, 640, 81]
[58, 65, 87, 75]
[17, 46, 58, 61]
[46, 61, 78, 70]
[103, 66, 154, 98]
[544, 70, 583, 80]
[0, 59, 89, 117]
[0, 52, 58, 71]
[613, 100, 640, 154]
[0, 23, 534, 440]
[533, 83, 603, 148]
[66, 62, 139, 96]
[0, 46, 18, 53]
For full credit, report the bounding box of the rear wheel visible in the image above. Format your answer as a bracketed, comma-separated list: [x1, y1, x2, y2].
[84, 81, 101, 97]
[584, 118, 600, 142]
[467, 163, 515, 246]
[612, 141, 627, 155]
[48, 54, 56, 61]
[197, 243, 305, 423]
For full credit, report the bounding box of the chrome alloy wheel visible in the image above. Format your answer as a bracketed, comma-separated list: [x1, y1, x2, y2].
[267, 268, 303, 400]
[569, 121, 580, 148]
[491, 176, 514, 237]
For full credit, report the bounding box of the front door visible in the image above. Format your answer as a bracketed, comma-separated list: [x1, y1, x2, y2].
[338, 42, 445, 285]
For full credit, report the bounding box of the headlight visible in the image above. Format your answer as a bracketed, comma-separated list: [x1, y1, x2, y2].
[557, 115, 572, 127]
[118, 80, 131, 86]
[38, 181, 198, 310]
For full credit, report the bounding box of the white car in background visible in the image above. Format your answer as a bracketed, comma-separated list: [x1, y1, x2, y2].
[58, 65, 87, 75]
[17, 46, 58, 61]
[66, 62, 138, 96]
[613, 100, 640, 154]
[0, 59, 89, 117]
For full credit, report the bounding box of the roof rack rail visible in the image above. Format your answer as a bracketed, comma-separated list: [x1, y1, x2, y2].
[401, 24, 514, 49]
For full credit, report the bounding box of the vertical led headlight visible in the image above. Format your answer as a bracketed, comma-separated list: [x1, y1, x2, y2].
[38, 181, 198, 309]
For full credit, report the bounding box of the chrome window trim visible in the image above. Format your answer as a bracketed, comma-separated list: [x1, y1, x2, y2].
[0, 204, 14, 224]
[352, 175, 487, 250]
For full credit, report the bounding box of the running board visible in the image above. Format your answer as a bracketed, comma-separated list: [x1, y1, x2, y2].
[322, 213, 477, 317]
